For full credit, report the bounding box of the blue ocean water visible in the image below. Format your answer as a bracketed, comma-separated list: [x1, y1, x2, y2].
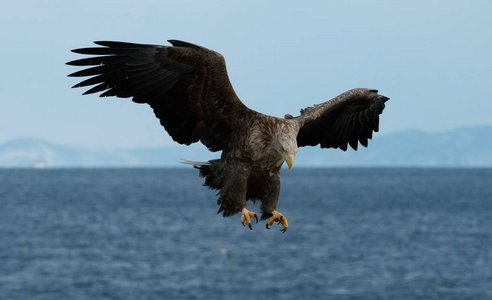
[0, 168, 491, 299]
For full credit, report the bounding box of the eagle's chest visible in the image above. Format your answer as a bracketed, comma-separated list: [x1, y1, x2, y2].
[242, 127, 284, 168]
[251, 147, 284, 169]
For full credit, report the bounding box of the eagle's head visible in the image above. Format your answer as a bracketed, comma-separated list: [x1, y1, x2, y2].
[273, 125, 298, 170]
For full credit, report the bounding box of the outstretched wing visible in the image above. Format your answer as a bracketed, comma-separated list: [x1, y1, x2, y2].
[294, 88, 389, 151]
[67, 40, 255, 151]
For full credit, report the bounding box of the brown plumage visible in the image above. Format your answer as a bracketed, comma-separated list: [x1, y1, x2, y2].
[67, 40, 389, 232]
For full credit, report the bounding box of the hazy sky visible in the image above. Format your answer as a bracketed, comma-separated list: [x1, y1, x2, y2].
[1, 0, 491, 148]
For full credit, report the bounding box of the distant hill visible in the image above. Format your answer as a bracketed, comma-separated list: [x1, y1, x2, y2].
[1, 126, 491, 168]
[0, 138, 214, 168]
[296, 126, 492, 167]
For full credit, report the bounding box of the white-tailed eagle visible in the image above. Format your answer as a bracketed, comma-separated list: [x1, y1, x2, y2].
[67, 40, 389, 232]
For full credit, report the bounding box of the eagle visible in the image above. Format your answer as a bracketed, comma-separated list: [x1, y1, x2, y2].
[67, 40, 389, 232]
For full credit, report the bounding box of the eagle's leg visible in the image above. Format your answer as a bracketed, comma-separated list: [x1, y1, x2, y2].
[215, 165, 259, 229]
[240, 208, 258, 230]
[266, 211, 288, 233]
[257, 172, 287, 232]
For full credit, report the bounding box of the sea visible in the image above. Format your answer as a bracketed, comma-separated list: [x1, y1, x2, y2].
[0, 168, 491, 299]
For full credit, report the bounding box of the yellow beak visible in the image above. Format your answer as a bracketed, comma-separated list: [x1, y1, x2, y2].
[284, 153, 294, 170]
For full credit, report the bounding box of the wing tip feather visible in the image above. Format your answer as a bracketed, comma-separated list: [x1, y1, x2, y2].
[167, 40, 203, 49]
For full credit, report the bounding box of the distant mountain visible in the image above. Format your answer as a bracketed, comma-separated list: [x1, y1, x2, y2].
[296, 126, 492, 167]
[0, 138, 214, 168]
[1, 126, 491, 168]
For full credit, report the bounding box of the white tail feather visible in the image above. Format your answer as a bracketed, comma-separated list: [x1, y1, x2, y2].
[178, 159, 211, 166]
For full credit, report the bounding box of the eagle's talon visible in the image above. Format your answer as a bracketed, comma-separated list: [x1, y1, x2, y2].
[266, 211, 288, 233]
[241, 208, 257, 230]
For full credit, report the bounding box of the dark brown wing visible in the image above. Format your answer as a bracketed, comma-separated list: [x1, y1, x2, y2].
[67, 40, 255, 151]
[295, 88, 389, 151]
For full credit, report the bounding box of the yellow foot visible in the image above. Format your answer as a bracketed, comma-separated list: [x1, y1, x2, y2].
[241, 208, 258, 230]
[266, 211, 288, 233]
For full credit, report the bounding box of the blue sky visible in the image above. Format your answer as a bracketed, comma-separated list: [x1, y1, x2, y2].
[1, 0, 491, 148]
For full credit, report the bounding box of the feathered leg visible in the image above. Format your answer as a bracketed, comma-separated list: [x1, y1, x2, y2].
[216, 165, 259, 230]
[258, 172, 288, 233]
